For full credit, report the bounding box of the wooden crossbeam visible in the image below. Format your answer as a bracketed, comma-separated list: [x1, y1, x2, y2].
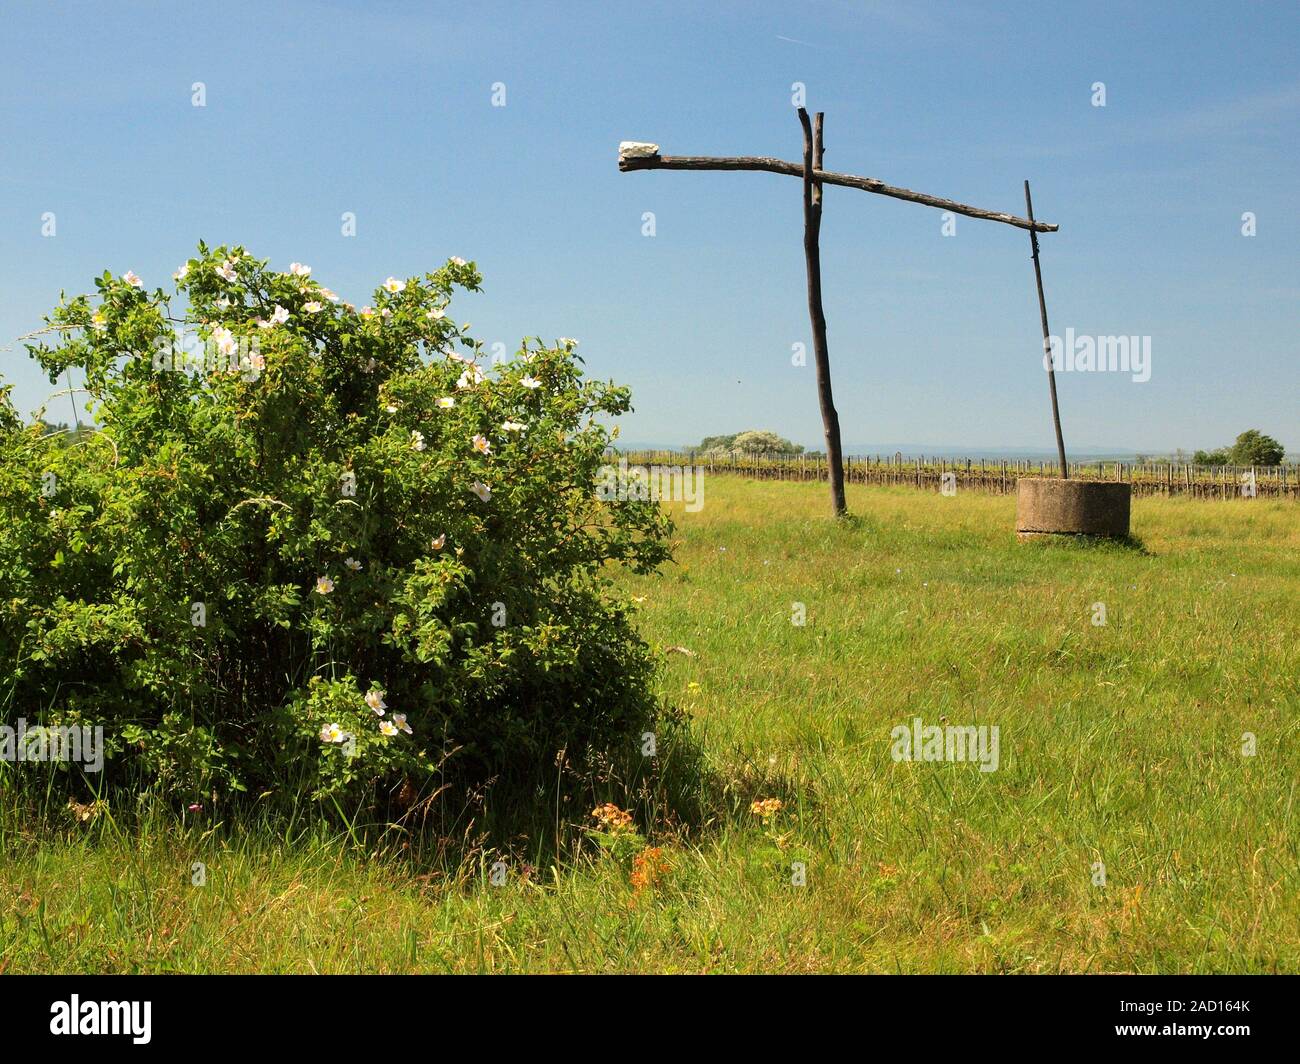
[619, 153, 1058, 233]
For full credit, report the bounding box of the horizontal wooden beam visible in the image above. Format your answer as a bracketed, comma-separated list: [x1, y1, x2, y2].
[619, 153, 1058, 233]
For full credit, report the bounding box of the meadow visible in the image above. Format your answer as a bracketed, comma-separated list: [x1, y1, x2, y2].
[2, 477, 1297, 973]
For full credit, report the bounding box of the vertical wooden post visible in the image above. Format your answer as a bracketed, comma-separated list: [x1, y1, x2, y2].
[1024, 180, 1068, 479]
[799, 108, 847, 517]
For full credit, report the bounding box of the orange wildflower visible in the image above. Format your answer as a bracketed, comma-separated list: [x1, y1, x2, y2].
[592, 803, 634, 832]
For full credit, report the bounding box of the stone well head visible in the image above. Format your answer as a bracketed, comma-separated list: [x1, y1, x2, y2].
[1015, 478, 1131, 539]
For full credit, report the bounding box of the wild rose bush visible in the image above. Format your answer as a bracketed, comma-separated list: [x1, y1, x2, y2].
[0, 245, 671, 810]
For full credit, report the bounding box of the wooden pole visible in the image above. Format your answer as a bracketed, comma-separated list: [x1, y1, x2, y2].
[799, 108, 847, 517]
[620, 154, 1057, 233]
[1024, 180, 1068, 479]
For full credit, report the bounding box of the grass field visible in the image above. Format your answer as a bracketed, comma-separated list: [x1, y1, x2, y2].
[2, 478, 1297, 973]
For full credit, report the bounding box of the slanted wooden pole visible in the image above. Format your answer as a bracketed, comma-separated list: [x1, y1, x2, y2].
[620, 155, 1057, 233]
[798, 108, 846, 516]
[1024, 180, 1068, 479]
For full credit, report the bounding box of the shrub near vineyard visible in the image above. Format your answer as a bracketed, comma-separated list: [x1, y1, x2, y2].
[0, 246, 671, 811]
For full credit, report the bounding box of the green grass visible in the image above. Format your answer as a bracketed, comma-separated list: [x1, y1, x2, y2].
[3, 478, 1298, 973]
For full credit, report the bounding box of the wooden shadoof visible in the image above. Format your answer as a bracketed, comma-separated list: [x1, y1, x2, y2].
[618, 108, 1065, 518]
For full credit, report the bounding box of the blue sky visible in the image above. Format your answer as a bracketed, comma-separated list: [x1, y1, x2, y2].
[1, 0, 1296, 455]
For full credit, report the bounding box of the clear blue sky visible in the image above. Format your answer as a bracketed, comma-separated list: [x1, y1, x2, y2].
[2, 0, 1296, 455]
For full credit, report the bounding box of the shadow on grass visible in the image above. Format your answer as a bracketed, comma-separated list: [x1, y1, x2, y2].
[423, 705, 793, 875]
[0, 692, 793, 891]
[1017, 531, 1152, 556]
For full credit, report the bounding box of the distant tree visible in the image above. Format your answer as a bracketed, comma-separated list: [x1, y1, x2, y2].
[698, 433, 738, 452]
[1228, 429, 1284, 467]
[730, 430, 803, 455]
[698, 430, 803, 456]
[1192, 430, 1285, 467]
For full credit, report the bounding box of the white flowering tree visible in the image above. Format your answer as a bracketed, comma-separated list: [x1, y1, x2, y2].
[3, 245, 672, 810]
